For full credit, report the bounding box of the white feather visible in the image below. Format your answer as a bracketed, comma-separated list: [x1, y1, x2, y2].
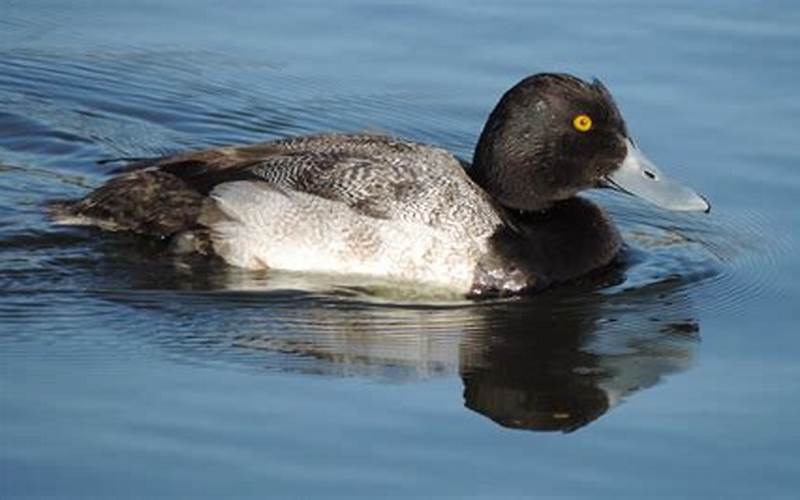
[204, 181, 489, 293]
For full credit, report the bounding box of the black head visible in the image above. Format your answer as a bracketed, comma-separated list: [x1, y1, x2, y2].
[471, 73, 629, 211]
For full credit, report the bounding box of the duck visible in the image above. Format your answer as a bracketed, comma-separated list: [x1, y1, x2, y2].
[51, 73, 709, 297]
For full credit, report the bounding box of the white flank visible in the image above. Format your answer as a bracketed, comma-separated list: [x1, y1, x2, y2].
[204, 181, 485, 293]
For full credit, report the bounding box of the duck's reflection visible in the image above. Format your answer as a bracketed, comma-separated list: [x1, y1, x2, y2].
[83, 231, 699, 433]
[457, 289, 697, 432]
[225, 268, 699, 433]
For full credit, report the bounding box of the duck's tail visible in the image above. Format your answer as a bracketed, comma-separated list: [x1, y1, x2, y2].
[48, 169, 206, 241]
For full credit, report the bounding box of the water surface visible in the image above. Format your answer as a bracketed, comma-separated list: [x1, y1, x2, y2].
[2, 0, 799, 497]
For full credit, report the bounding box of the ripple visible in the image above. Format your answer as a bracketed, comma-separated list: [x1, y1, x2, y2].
[596, 190, 789, 319]
[0, 46, 477, 171]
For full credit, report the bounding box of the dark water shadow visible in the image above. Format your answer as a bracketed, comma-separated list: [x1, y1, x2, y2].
[457, 275, 698, 432]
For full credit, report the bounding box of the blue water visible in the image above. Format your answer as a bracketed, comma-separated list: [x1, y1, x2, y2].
[2, 0, 799, 497]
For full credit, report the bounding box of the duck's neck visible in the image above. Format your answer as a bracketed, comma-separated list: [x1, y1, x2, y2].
[468, 154, 556, 214]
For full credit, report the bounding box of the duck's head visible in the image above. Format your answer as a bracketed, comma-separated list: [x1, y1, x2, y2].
[472, 73, 709, 213]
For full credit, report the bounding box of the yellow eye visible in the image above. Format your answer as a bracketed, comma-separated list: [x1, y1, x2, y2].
[573, 114, 592, 132]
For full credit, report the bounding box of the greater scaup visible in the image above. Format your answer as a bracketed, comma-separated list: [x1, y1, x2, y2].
[51, 73, 709, 296]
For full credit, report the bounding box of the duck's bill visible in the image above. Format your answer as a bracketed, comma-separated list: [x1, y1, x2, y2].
[604, 139, 710, 213]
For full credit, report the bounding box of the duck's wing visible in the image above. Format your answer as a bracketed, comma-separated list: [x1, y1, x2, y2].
[52, 134, 499, 239]
[139, 133, 499, 228]
[155, 148, 423, 221]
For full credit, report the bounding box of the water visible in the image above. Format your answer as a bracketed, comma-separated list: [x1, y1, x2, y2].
[1, 0, 799, 497]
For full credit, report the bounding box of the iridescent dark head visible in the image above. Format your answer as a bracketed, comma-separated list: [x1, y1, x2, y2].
[472, 73, 708, 212]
